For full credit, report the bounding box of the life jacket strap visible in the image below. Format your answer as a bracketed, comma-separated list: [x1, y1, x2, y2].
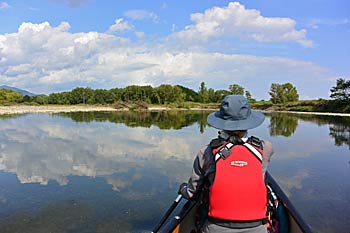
[242, 143, 263, 162]
[214, 142, 235, 161]
[214, 141, 263, 163]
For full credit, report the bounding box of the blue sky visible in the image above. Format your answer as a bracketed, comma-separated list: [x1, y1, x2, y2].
[0, 0, 349, 100]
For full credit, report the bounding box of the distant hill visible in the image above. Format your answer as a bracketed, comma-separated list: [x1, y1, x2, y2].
[0, 85, 39, 96]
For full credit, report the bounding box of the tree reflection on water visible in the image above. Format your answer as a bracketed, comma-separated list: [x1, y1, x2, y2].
[265, 112, 350, 149]
[296, 114, 350, 149]
[329, 119, 350, 149]
[267, 112, 299, 137]
[0, 111, 349, 233]
[57, 110, 211, 131]
[58, 111, 350, 149]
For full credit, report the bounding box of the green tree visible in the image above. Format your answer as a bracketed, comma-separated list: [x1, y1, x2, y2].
[0, 89, 23, 104]
[122, 85, 142, 102]
[207, 88, 216, 103]
[269, 113, 298, 137]
[90, 89, 110, 104]
[154, 84, 183, 104]
[109, 88, 123, 102]
[245, 90, 256, 103]
[176, 85, 199, 102]
[269, 83, 285, 104]
[22, 95, 32, 102]
[33, 95, 48, 105]
[139, 85, 153, 103]
[58, 92, 71, 104]
[6, 91, 23, 103]
[269, 83, 299, 104]
[198, 82, 209, 103]
[229, 84, 245, 95]
[214, 90, 231, 102]
[47, 92, 70, 104]
[70, 87, 93, 104]
[283, 83, 299, 102]
[330, 78, 350, 101]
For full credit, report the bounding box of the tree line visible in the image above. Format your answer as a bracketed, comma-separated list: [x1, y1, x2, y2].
[59, 110, 350, 148]
[1, 78, 349, 108]
[0, 83, 255, 106]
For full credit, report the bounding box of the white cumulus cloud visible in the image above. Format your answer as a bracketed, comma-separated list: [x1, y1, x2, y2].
[169, 2, 313, 48]
[108, 18, 134, 33]
[0, 2, 333, 99]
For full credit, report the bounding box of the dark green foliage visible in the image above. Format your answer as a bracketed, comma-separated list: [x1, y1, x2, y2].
[316, 99, 350, 113]
[229, 84, 245, 95]
[70, 87, 93, 104]
[330, 78, 350, 101]
[0, 89, 23, 104]
[122, 85, 153, 103]
[2, 80, 348, 114]
[245, 90, 256, 103]
[56, 110, 211, 130]
[196, 82, 255, 103]
[268, 112, 299, 137]
[269, 83, 299, 104]
[198, 82, 210, 103]
[329, 117, 350, 148]
[228, 84, 255, 103]
[153, 84, 184, 104]
[213, 89, 231, 103]
[175, 85, 199, 102]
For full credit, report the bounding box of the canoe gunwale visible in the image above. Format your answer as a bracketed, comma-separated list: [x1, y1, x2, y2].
[156, 172, 313, 233]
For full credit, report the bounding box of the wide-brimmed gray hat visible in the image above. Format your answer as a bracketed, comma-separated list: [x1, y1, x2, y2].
[207, 95, 265, 131]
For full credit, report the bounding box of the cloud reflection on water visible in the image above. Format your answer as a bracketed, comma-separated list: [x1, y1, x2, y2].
[0, 113, 214, 187]
[0, 111, 349, 232]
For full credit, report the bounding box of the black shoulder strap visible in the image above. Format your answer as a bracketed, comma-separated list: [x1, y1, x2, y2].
[213, 136, 264, 163]
[214, 142, 235, 162]
[209, 138, 225, 148]
[247, 136, 263, 150]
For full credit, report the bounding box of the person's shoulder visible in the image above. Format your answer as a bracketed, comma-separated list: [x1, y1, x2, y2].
[197, 138, 224, 156]
[247, 135, 263, 149]
[248, 135, 270, 144]
[260, 138, 272, 147]
[198, 144, 211, 155]
[209, 137, 225, 148]
[259, 138, 273, 157]
[248, 136, 273, 150]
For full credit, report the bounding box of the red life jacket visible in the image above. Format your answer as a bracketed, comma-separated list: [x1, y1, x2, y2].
[208, 142, 267, 221]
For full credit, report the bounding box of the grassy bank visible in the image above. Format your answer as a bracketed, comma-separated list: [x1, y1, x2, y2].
[1, 99, 349, 114]
[146, 100, 350, 114]
[251, 99, 350, 113]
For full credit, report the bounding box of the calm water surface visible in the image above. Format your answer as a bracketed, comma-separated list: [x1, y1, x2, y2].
[0, 111, 349, 233]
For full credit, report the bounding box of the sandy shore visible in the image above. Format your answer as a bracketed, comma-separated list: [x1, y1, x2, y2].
[263, 110, 350, 117]
[0, 105, 349, 117]
[0, 105, 120, 115]
[0, 105, 176, 115]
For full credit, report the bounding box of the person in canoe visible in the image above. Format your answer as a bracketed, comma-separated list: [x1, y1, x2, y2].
[178, 94, 274, 233]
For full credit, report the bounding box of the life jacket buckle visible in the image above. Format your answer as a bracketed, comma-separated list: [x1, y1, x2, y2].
[248, 136, 263, 150]
[218, 145, 232, 160]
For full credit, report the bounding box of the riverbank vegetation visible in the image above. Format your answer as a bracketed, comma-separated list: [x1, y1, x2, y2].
[1, 78, 349, 113]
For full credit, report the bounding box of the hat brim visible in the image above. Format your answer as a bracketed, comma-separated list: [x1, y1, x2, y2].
[207, 110, 265, 131]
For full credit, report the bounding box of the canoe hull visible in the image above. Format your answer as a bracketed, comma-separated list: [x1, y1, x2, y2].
[156, 172, 312, 233]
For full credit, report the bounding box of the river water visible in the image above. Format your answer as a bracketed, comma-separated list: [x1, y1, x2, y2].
[0, 111, 349, 233]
